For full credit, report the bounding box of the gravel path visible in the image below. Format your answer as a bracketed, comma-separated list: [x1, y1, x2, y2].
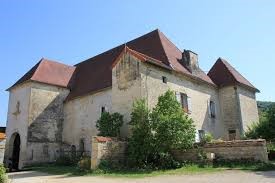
[8, 170, 275, 183]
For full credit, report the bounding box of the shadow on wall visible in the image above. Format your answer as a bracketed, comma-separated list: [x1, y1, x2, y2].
[27, 93, 65, 143]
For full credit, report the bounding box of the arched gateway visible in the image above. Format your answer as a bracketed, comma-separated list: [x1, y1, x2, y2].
[8, 133, 21, 170]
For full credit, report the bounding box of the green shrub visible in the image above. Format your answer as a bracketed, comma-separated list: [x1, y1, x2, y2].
[96, 112, 124, 137]
[128, 90, 196, 169]
[0, 165, 7, 183]
[201, 133, 213, 144]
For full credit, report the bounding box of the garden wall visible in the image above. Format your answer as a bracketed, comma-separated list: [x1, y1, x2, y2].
[90, 136, 127, 169]
[172, 139, 268, 163]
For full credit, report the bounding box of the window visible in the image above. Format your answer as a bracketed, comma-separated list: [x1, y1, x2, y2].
[209, 101, 216, 118]
[175, 92, 191, 113]
[101, 106, 106, 114]
[180, 93, 188, 113]
[228, 130, 236, 141]
[162, 76, 167, 83]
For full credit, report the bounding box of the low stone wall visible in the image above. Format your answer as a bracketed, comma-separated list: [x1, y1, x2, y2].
[90, 136, 127, 169]
[172, 139, 268, 163]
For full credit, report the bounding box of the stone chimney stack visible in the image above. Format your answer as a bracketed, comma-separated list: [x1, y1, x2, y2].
[182, 50, 199, 73]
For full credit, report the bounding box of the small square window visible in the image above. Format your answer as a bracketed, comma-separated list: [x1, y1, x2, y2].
[162, 76, 167, 83]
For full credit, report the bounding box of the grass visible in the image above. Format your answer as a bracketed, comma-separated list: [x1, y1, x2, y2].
[27, 161, 275, 178]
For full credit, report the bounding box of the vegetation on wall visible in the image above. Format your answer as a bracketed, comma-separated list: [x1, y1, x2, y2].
[128, 90, 196, 169]
[96, 112, 124, 137]
[246, 104, 275, 141]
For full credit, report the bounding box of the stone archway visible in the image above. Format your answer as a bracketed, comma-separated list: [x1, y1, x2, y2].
[8, 133, 21, 170]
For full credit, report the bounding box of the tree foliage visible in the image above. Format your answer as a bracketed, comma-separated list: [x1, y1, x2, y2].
[245, 104, 275, 141]
[96, 112, 124, 137]
[128, 90, 196, 169]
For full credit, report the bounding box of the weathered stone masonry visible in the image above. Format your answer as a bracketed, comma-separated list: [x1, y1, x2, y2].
[4, 29, 260, 168]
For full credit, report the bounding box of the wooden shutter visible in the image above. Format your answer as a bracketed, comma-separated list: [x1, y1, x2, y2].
[187, 96, 192, 113]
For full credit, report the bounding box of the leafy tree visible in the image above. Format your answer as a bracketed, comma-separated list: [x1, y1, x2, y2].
[150, 90, 196, 152]
[128, 99, 153, 167]
[246, 104, 275, 141]
[96, 112, 124, 137]
[128, 90, 196, 169]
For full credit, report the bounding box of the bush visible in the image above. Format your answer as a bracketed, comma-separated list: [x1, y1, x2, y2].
[96, 112, 124, 137]
[201, 133, 213, 144]
[128, 90, 196, 169]
[246, 104, 275, 141]
[0, 165, 7, 183]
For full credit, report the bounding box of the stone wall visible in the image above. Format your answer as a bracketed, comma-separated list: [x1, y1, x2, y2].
[139, 62, 225, 139]
[111, 53, 142, 137]
[219, 86, 242, 140]
[172, 139, 268, 163]
[0, 139, 6, 164]
[26, 82, 69, 165]
[237, 86, 259, 132]
[63, 89, 112, 153]
[90, 136, 126, 169]
[5, 82, 32, 169]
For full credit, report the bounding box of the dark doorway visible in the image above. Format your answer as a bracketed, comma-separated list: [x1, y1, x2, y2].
[12, 134, 20, 170]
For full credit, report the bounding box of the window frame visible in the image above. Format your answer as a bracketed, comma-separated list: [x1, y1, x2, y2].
[162, 76, 167, 84]
[209, 100, 216, 118]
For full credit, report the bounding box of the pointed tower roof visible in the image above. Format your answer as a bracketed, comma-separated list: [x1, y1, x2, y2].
[8, 58, 76, 90]
[207, 58, 259, 92]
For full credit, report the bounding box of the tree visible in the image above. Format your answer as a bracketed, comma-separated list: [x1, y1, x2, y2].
[96, 112, 124, 137]
[150, 90, 196, 152]
[128, 99, 153, 167]
[128, 90, 196, 168]
[246, 104, 275, 141]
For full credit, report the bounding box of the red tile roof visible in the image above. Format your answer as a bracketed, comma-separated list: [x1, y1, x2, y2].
[208, 58, 259, 92]
[9, 29, 258, 100]
[66, 29, 215, 100]
[8, 58, 76, 90]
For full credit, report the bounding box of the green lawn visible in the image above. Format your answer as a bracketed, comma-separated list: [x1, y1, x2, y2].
[27, 162, 275, 178]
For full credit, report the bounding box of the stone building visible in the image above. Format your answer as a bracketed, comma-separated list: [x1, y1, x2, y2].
[4, 29, 259, 169]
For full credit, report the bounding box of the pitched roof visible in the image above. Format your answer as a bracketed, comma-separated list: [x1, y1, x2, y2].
[8, 58, 76, 90]
[66, 29, 215, 100]
[207, 58, 259, 92]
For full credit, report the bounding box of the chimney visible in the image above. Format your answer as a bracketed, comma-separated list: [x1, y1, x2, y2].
[182, 50, 199, 73]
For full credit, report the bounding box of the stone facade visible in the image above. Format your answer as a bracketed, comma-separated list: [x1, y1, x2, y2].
[172, 139, 268, 163]
[4, 82, 70, 168]
[4, 50, 259, 168]
[91, 136, 126, 170]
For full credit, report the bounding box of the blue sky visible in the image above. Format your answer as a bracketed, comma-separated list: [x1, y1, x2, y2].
[1, 0, 275, 126]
